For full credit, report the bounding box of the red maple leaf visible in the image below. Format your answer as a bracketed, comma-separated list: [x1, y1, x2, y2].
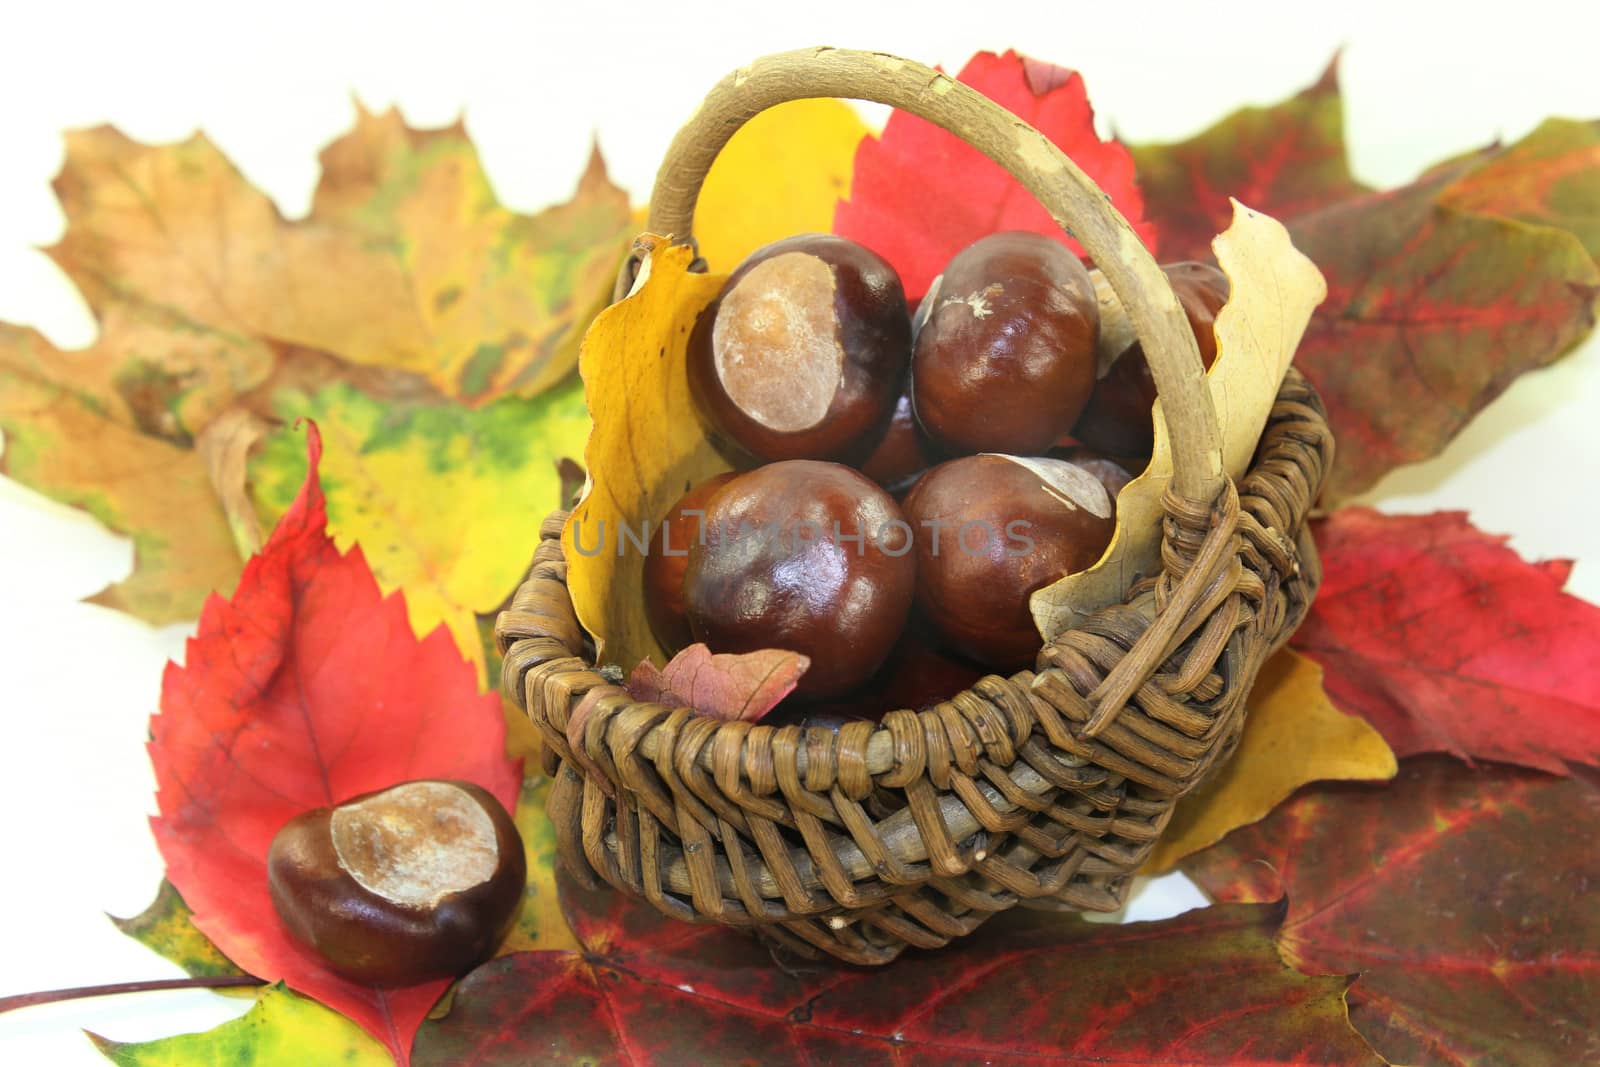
[1183, 758, 1600, 1065]
[148, 423, 522, 1065]
[833, 50, 1156, 301]
[1292, 509, 1600, 774]
[408, 871, 1382, 1064]
[1131, 65, 1600, 503]
[1131, 56, 1369, 263]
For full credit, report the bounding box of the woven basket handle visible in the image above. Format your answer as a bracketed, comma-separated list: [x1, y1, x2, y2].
[631, 46, 1225, 507]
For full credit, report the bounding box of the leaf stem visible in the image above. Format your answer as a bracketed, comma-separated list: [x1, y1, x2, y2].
[0, 975, 264, 1015]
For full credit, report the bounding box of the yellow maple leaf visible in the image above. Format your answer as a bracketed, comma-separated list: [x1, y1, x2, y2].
[304, 106, 634, 400]
[693, 98, 868, 271]
[250, 377, 592, 679]
[47, 117, 632, 411]
[4, 113, 634, 632]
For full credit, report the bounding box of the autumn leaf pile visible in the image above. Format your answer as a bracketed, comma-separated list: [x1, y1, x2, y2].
[5, 50, 1599, 1066]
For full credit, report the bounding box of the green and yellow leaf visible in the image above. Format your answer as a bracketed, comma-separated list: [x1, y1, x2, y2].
[110, 881, 243, 980]
[497, 774, 580, 955]
[249, 377, 591, 678]
[91, 985, 389, 1067]
[307, 106, 633, 401]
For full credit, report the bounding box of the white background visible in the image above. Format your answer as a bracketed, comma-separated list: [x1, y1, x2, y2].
[3, 0, 1599, 1062]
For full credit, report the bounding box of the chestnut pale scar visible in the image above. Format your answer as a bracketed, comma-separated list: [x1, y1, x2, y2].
[712, 252, 845, 433]
[997, 455, 1113, 519]
[330, 781, 499, 909]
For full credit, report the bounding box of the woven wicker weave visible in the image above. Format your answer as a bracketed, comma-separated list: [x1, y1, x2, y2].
[495, 48, 1333, 966]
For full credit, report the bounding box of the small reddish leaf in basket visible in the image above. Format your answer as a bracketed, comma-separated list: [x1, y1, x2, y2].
[407, 869, 1381, 1064]
[148, 422, 521, 1066]
[1184, 758, 1600, 1066]
[1291, 509, 1600, 774]
[627, 643, 809, 721]
[834, 50, 1155, 301]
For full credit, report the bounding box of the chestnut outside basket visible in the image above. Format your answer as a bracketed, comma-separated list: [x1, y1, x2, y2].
[495, 48, 1334, 966]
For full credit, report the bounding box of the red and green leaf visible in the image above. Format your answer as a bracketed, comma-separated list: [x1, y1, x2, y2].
[834, 49, 1154, 301]
[1134, 66, 1600, 502]
[148, 424, 521, 1065]
[407, 870, 1380, 1065]
[1294, 509, 1600, 773]
[1438, 118, 1600, 261]
[1184, 758, 1600, 1066]
[1288, 151, 1599, 503]
[1131, 57, 1368, 263]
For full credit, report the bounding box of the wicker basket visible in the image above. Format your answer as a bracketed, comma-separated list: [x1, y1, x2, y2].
[496, 48, 1333, 966]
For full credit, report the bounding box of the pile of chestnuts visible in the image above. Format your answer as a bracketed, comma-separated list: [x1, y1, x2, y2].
[646, 230, 1228, 727]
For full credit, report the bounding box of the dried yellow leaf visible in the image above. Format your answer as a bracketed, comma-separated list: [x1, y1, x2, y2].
[48, 117, 632, 409]
[563, 239, 731, 671]
[1032, 201, 1327, 637]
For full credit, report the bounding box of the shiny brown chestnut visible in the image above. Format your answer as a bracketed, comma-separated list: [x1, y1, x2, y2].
[901, 454, 1114, 670]
[858, 389, 940, 494]
[268, 779, 524, 986]
[762, 629, 986, 728]
[684, 460, 915, 699]
[641, 472, 738, 654]
[1074, 261, 1229, 456]
[911, 232, 1099, 455]
[874, 629, 988, 711]
[688, 234, 911, 462]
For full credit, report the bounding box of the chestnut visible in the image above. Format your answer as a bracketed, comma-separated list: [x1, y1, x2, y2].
[684, 460, 915, 699]
[641, 472, 738, 654]
[761, 630, 986, 728]
[688, 234, 911, 462]
[267, 779, 524, 986]
[1050, 445, 1136, 507]
[901, 454, 1114, 670]
[1074, 261, 1229, 456]
[911, 232, 1099, 455]
[874, 630, 987, 711]
[858, 389, 939, 494]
